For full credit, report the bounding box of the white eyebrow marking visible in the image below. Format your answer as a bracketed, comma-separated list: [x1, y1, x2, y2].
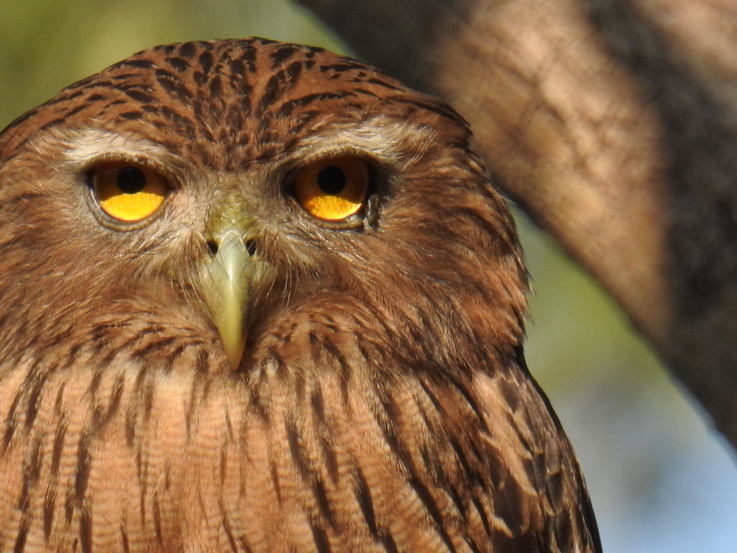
[61, 129, 171, 165]
[295, 116, 438, 164]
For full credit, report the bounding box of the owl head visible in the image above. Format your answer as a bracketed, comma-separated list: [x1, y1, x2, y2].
[0, 38, 526, 374]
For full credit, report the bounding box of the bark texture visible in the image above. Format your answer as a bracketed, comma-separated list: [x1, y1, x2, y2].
[296, 0, 737, 449]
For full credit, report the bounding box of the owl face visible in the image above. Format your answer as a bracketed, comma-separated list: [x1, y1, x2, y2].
[0, 38, 524, 374]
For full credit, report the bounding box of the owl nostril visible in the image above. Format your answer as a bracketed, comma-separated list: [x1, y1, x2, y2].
[245, 239, 258, 257]
[206, 238, 257, 256]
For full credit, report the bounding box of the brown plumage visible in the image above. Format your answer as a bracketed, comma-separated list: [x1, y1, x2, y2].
[0, 39, 600, 553]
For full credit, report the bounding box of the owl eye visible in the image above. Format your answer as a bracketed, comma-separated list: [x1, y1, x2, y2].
[90, 163, 170, 222]
[292, 156, 370, 221]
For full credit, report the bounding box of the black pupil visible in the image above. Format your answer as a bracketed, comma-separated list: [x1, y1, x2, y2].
[317, 165, 346, 195]
[117, 166, 146, 194]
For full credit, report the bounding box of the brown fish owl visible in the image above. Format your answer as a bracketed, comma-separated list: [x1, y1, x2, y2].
[0, 39, 600, 553]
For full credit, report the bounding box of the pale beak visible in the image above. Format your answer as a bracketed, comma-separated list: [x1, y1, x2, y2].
[198, 203, 266, 369]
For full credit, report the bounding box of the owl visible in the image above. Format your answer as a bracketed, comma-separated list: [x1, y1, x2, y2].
[0, 39, 600, 553]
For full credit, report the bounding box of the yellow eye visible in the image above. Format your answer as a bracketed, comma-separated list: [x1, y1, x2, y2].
[293, 156, 370, 221]
[91, 163, 170, 222]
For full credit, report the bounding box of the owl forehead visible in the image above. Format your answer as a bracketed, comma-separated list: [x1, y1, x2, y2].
[1, 39, 468, 170]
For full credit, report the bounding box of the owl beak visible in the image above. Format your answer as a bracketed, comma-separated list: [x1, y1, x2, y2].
[199, 208, 265, 370]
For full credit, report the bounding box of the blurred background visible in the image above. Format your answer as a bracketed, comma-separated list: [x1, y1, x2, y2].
[1, 1, 735, 550]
